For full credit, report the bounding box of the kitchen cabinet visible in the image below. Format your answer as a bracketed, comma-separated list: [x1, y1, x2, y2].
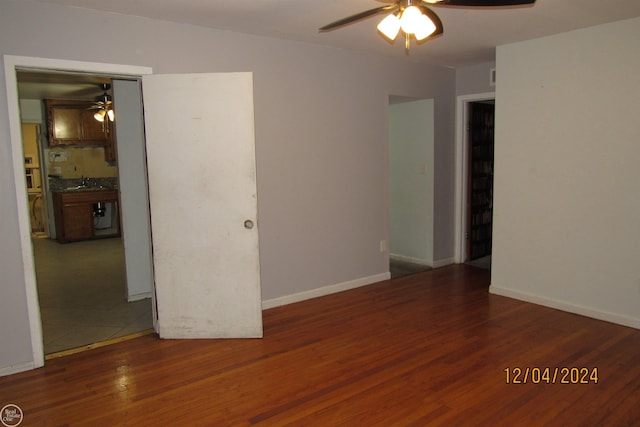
[53, 190, 120, 243]
[45, 99, 116, 162]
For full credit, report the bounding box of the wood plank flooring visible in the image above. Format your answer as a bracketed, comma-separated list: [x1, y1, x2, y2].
[1, 265, 639, 426]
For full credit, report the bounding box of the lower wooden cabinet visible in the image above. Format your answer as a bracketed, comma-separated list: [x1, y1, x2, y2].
[53, 190, 120, 243]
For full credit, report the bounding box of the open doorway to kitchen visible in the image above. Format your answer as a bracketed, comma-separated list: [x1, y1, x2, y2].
[16, 71, 154, 356]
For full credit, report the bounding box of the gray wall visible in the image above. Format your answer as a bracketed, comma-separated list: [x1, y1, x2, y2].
[491, 17, 640, 328]
[456, 61, 496, 96]
[0, 0, 456, 371]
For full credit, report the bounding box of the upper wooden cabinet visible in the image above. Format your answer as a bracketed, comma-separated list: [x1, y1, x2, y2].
[48, 105, 83, 141]
[45, 99, 116, 162]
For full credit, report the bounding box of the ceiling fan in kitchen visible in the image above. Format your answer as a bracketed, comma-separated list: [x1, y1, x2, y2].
[319, 0, 536, 52]
[88, 83, 115, 123]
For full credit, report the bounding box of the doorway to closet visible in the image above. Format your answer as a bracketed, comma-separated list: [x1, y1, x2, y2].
[465, 100, 494, 269]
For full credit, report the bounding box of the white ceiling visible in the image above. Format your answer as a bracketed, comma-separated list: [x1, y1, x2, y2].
[17, 71, 113, 100]
[28, 0, 640, 67]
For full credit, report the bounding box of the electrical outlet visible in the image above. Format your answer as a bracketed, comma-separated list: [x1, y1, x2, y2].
[379, 240, 387, 253]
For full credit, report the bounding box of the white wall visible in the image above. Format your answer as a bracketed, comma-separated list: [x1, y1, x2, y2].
[19, 99, 42, 123]
[389, 99, 434, 265]
[491, 17, 640, 328]
[0, 0, 456, 372]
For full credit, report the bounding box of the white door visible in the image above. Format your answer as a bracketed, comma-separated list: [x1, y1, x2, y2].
[112, 79, 154, 304]
[142, 73, 263, 338]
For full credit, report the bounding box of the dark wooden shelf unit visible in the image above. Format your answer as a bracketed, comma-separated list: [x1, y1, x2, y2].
[468, 102, 494, 260]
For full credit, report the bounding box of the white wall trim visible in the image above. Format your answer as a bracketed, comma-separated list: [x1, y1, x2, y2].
[3, 55, 153, 371]
[454, 92, 495, 264]
[127, 292, 153, 303]
[432, 257, 456, 269]
[262, 273, 391, 310]
[390, 254, 431, 267]
[0, 361, 36, 378]
[490, 284, 640, 330]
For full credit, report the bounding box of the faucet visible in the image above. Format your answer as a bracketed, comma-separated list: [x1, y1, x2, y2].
[80, 176, 95, 187]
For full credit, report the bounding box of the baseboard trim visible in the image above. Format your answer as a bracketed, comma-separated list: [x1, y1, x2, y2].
[390, 254, 431, 266]
[489, 284, 640, 330]
[388, 255, 455, 269]
[128, 292, 152, 302]
[0, 361, 36, 377]
[262, 272, 391, 310]
[432, 257, 456, 269]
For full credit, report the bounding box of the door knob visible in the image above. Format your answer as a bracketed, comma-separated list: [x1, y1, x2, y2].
[244, 219, 254, 229]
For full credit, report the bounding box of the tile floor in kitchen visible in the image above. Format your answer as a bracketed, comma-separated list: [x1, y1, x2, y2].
[32, 237, 153, 355]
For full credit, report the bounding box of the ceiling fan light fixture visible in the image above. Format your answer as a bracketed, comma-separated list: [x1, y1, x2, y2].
[414, 13, 437, 40]
[377, 13, 401, 40]
[94, 109, 106, 122]
[107, 109, 115, 122]
[320, 0, 535, 52]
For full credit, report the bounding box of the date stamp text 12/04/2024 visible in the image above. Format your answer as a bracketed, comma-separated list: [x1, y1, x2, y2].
[504, 367, 598, 384]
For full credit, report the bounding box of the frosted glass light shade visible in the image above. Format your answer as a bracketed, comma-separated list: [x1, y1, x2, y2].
[400, 6, 423, 34]
[377, 14, 401, 40]
[414, 14, 437, 40]
[94, 108, 115, 122]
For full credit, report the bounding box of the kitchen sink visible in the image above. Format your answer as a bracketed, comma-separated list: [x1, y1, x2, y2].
[63, 185, 109, 191]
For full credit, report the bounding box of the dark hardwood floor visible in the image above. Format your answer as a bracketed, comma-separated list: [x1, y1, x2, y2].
[1, 265, 638, 426]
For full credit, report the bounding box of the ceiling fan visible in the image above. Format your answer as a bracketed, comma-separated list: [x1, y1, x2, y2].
[88, 83, 115, 123]
[319, 0, 536, 52]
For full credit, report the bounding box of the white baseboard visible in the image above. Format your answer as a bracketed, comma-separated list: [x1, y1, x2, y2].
[389, 255, 455, 269]
[128, 292, 152, 302]
[390, 254, 431, 266]
[262, 272, 390, 310]
[489, 284, 640, 330]
[0, 361, 36, 377]
[432, 257, 456, 269]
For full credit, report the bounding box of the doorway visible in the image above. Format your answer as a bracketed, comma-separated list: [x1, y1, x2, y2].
[465, 101, 494, 268]
[387, 96, 434, 278]
[454, 93, 495, 269]
[5, 57, 155, 367]
[16, 71, 154, 356]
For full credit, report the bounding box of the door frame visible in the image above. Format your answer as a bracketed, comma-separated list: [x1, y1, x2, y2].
[453, 92, 495, 264]
[4, 55, 152, 369]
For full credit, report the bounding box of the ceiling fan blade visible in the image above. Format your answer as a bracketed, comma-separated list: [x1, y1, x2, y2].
[319, 5, 398, 32]
[430, 0, 535, 6]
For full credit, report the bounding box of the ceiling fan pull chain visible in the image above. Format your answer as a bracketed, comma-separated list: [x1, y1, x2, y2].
[405, 32, 410, 54]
